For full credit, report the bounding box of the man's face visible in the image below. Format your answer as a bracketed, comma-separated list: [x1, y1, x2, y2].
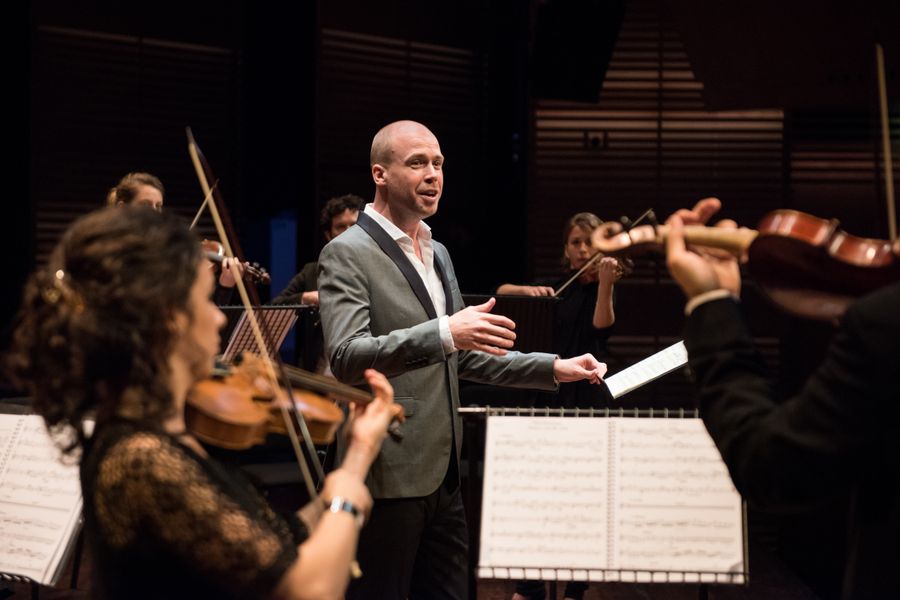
[377, 125, 443, 220]
[326, 209, 359, 241]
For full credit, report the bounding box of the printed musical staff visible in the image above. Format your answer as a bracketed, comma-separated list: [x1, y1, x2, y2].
[478, 416, 745, 583]
[0, 415, 83, 585]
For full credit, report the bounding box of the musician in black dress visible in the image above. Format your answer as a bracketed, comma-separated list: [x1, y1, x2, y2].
[498, 212, 619, 410]
[9, 206, 401, 600]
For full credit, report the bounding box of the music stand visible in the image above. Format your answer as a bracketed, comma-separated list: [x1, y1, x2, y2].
[221, 307, 298, 363]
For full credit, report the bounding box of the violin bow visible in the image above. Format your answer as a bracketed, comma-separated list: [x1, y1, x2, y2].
[876, 43, 897, 240]
[188, 181, 218, 231]
[186, 127, 324, 498]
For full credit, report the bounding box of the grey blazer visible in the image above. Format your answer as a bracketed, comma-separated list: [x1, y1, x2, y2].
[318, 212, 558, 498]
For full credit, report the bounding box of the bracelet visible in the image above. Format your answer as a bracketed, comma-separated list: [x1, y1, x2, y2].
[327, 496, 365, 528]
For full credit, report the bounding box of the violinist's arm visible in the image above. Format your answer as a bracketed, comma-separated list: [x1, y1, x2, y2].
[274, 468, 370, 600]
[273, 263, 319, 306]
[496, 283, 554, 296]
[275, 370, 398, 600]
[592, 257, 617, 329]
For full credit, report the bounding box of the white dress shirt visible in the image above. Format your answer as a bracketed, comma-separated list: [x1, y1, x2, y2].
[363, 204, 456, 354]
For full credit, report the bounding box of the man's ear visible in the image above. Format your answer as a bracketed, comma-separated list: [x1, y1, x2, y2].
[372, 163, 387, 186]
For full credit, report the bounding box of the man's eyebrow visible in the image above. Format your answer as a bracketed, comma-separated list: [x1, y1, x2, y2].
[404, 152, 444, 162]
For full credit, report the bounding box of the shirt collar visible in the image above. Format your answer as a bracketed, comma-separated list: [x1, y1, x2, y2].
[364, 203, 432, 244]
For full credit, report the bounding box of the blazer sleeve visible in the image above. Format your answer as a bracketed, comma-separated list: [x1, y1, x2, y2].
[457, 349, 558, 391]
[318, 238, 448, 385]
[685, 294, 894, 511]
[439, 243, 558, 390]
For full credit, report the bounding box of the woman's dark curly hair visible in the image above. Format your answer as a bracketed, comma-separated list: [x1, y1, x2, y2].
[9, 206, 201, 453]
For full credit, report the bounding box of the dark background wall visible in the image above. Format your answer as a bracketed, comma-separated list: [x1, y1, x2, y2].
[7, 2, 900, 597]
[8, 0, 900, 386]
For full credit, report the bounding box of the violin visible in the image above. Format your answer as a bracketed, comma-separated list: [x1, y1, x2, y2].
[185, 352, 403, 451]
[202, 239, 271, 285]
[554, 250, 633, 297]
[185, 357, 344, 450]
[591, 208, 900, 320]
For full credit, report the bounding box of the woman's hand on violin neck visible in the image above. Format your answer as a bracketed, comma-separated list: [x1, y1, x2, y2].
[217, 257, 247, 288]
[597, 257, 620, 286]
[665, 209, 741, 300]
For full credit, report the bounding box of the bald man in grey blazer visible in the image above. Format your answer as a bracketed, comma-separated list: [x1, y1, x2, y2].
[318, 120, 607, 600]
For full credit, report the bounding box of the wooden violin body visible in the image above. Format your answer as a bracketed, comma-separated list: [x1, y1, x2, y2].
[185, 357, 344, 450]
[747, 211, 900, 320]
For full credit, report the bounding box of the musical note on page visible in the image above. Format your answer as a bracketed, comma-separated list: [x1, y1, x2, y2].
[604, 341, 688, 399]
[478, 415, 746, 584]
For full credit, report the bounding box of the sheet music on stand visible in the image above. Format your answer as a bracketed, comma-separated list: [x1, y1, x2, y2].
[221, 307, 298, 363]
[0, 414, 83, 586]
[604, 341, 688, 399]
[478, 412, 747, 584]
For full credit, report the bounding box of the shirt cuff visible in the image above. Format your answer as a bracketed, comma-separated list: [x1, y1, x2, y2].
[684, 289, 736, 316]
[439, 315, 457, 354]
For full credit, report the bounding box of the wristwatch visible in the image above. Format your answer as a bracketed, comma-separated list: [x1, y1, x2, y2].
[327, 496, 365, 528]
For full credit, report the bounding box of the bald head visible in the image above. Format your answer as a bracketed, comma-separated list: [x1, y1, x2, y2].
[370, 120, 437, 167]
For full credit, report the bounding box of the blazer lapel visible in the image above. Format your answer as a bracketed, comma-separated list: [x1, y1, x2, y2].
[432, 249, 456, 315]
[356, 211, 438, 320]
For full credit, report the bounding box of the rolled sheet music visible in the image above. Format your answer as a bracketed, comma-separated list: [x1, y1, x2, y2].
[604, 341, 688, 399]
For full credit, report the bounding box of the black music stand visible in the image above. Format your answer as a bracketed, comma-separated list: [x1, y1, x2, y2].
[218, 306, 299, 362]
[459, 294, 559, 409]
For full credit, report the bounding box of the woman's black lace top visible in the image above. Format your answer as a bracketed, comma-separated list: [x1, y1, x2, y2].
[80, 420, 306, 600]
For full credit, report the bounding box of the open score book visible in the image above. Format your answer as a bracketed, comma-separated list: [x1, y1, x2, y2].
[0, 414, 83, 585]
[478, 416, 746, 584]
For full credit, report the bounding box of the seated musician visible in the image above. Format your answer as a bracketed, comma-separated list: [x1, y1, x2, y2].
[273, 194, 366, 307]
[498, 212, 620, 408]
[10, 206, 402, 600]
[106, 171, 244, 303]
[272, 194, 365, 374]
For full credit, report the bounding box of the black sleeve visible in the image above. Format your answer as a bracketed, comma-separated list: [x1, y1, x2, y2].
[685, 292, 897, 511]
[273, 262, 318, 305]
